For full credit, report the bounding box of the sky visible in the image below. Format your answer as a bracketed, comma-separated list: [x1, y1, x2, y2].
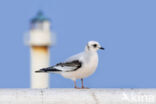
[0, 0, 156, 88]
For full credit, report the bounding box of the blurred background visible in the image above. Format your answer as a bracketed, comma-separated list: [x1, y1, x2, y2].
[0, 0, 156, 88]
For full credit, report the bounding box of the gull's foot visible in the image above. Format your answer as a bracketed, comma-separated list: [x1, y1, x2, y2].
[81, 86, 89, 89]
[74, 86, 81, 89]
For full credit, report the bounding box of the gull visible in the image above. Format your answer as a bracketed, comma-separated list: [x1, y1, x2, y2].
[35, 41, 104, 88]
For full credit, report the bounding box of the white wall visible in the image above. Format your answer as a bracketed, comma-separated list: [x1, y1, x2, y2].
[0, 89, 156, 104]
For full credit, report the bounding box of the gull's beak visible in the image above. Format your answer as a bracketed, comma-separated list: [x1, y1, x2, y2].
[99, 47, 104, 50]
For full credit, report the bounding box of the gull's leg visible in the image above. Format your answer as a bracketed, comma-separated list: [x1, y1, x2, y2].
[81, 78, 85, 88]
[81, 78, 84, 88]
[74, 80, 79, 88]
[81, 78, 89, 89]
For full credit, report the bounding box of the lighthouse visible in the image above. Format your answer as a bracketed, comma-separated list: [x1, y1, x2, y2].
[26, 11, 52, 88]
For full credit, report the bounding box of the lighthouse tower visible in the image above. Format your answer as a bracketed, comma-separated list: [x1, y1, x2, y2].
[27, 11, 52, 88]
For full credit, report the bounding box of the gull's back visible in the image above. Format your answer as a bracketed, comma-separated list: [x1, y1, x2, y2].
[65, 52, 84, 62]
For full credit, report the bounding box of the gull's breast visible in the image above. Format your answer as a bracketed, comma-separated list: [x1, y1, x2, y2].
[82, 53, 99, 78]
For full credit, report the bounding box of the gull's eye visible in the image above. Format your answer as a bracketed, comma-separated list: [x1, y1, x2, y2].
[92, 44, 97, 48]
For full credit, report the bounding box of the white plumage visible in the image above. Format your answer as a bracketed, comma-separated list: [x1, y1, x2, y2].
[61, 51, 98, 81]
[36, 41, 104, 88]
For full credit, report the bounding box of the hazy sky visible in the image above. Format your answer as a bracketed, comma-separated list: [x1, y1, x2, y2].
[0, 0, 156, 88]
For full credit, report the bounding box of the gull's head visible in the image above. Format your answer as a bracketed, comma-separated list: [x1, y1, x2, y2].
[85, 41, 104, 52]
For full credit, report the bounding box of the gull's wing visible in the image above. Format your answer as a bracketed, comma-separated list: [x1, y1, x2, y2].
[35, 60, 82, 73]
[35, 52, 84, 73]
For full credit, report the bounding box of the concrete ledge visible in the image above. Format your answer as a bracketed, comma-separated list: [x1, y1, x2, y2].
[0, 89, 156, 104]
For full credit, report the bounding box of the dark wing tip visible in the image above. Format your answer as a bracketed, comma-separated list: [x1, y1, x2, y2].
[35, 68, 46, 73]
[35, 70, 39, 73]
[35, 67, 62, 73]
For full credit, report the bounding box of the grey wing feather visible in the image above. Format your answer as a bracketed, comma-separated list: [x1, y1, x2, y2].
[53, 60, 82, 72]
[35, 60, 82, 73]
